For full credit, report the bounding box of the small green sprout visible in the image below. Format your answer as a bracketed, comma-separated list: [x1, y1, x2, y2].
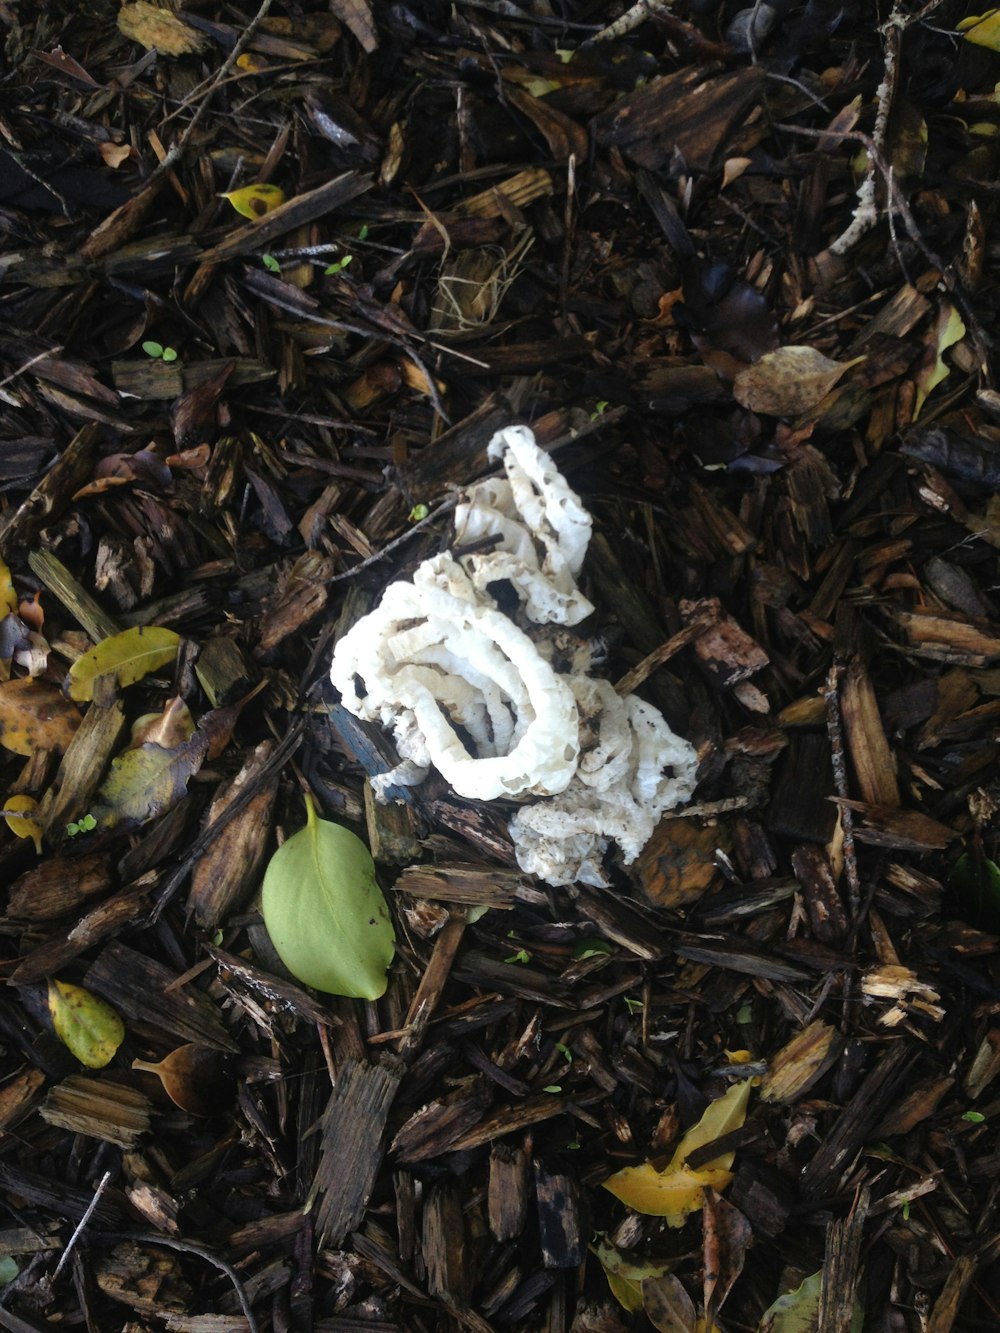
[623, 995, 644, 1014]
[142, 340, 178, 362]
[66, 813, 97, 837]
[542, 1085, 562, 1094]
[554, 1041, 572, 1064]
[589, 400, 609, 421]
[324, 254, 353, 276]
[505, 947, 531, 965]
[357, 224, 370, 241]
[963, 1110, 986, 1124]
[262, 254, 281, 273]
[408, 503, 430, 522]
[902, 1199, 910, 1220]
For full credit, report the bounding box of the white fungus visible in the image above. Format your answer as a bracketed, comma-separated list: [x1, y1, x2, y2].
[329, 425, 698, 885]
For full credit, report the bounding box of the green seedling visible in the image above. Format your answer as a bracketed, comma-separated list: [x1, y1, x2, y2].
[408, 503, 429, 522]
[142, 340, 178, 362]
[623, 995, 644, 1014]
[505, 947, 531, 965]
[66, 813, 97, 837]
[324, 254, 353, 276]
[262, 254, 281, 272]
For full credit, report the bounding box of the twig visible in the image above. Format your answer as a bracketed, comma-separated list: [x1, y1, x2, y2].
[326, 495, 459, 585]
[823, 663, 861, 918]
[582, 0, 673, 44]
[52, 1171, 111, 1281]
[100, 1231, 259, 1333]
[828, 1, 903, 255]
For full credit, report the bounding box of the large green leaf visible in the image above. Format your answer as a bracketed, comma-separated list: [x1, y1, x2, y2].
[67, 626, 181, 702]
[261, 793, 395, 999]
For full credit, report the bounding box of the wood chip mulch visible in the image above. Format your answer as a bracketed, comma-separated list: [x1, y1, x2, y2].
[2, 2, 1000, 1331]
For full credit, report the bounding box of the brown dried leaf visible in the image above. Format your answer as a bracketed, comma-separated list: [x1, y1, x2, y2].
[733, 346, 863, 417]
[703, 1188, 752, 1331]
[0, 678, 82, 756]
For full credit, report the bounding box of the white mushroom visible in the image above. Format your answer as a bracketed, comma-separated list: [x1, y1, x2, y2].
[329, 425, 698, 884]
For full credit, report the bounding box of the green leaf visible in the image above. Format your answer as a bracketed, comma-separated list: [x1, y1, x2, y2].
[142, 339, 164, 358]
[161, 346, 178, 362]
[261, 792, 395, 999]
[48, 978, 125, 1068]
[572, 937, 613, 960]
[67, 626, 181, 702]
[757, 1269, 864, 1333]
[0, 1256, 18, 1286]
[963, 1110, 986, 1123]
[324, 254, 353, 276]
[950, 851, 1000, 931]
[262, 254, 281, 272]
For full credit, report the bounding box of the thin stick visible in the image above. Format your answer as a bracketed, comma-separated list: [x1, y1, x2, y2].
[823, 663, 861, 918]
[52, 1171, 111, 1280]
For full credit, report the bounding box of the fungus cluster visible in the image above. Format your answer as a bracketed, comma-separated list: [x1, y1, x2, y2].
[330, 426, 698, 885]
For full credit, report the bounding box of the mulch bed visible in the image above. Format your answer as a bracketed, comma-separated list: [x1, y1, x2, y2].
[2, 1, 1000, 1330]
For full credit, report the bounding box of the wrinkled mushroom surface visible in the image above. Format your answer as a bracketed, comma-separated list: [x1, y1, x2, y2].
[329, 425, 698, 884]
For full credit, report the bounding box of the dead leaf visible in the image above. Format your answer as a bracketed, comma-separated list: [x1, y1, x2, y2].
[117, 2, 207, 55]
[642, 1274, 697, 1333]
[733, 346, 863, 417]
[0, 678, 82, 756]
[66, 625, 180, 702]
[702, 1189, 752, 1331]
[91, 728, 210, 833]
[3, 793, 44, 853]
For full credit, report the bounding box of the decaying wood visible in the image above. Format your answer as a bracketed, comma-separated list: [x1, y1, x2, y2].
[310, 1058, 403, 1245]
[38, 1075, 152, 1148]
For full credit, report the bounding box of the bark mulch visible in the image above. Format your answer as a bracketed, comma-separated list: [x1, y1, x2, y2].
[2, 1, 1000, 1331]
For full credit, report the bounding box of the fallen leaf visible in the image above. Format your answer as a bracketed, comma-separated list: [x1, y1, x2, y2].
[66, 625, 180, 702]
[642, 1275, 698, 1333]
[130, 695, 196, 749]
[913, 302, 966, 420]
[0, 556, 16, 616]
[131, 1044, 234, 1116]
[90, 728, 210, 833]
[117, 1, 207, 55]
[220, 183, 286, 220]
[99, 142, 133, 169]
[3, 794, 43, 854]
[703, 1189, 752, 1331]
[261, 791, 395, 999]
[958, 9, 1000, 50]
[603, 1080, 752, 1223]
[48, 978, 125, 1068]
[0, 678, 83, 756]
[734, 346, 863, 417]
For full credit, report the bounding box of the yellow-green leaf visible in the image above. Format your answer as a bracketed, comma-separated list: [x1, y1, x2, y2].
[48, 979, 125, 1068]
[67, 626, 180, 702]
[0, 678, 82, 755]
[91, 729, 210, 833]
[3, 793, 43, 853]
[958, 9, 1000, 50]
[261, 791, 395, 999]
[913, 302, 966, 421]
[220, 183, 286, 220]
[592, 1239, 668, 1313]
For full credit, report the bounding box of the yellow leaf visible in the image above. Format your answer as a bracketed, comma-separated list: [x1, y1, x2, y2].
[0, 678, 82, 755]
[603, 1081, 753, 1223]
[591, 1239, 669, 1312]
[48, 979, 125, 1069]
[913, 302, 966, 420]
[117, 1, 207, 55]
[220, 183, 286, 220]
[603, 1163, 734, 1224]
[669, 1078, 752, 1172]
[66, 626, 180, 702]
[3, 793, 43, 854]
[0, 555, 16, 616]
[958, 10, 1000, 50]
